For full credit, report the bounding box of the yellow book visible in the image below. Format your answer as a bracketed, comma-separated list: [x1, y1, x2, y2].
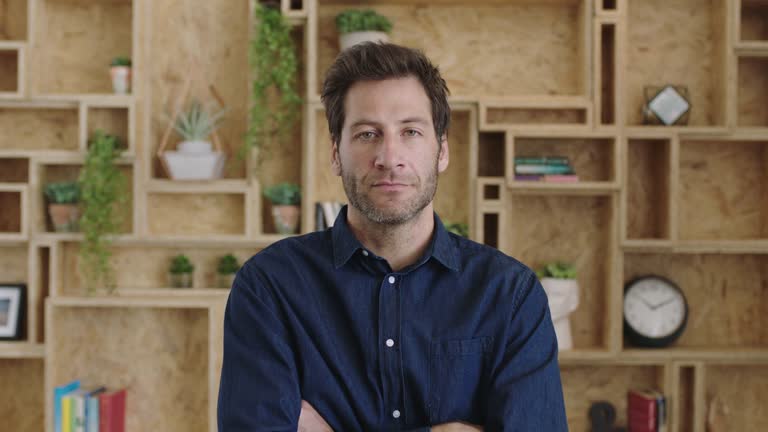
[62, 396, 72, 432]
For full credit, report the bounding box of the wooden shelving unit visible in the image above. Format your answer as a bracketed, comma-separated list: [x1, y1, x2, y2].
[0, 0, 767, 431]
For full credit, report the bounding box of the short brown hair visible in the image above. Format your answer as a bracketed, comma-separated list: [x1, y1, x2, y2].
[321, 42, 451, 146]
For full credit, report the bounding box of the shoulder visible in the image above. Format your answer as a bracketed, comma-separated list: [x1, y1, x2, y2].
[451, 233, 537, 281]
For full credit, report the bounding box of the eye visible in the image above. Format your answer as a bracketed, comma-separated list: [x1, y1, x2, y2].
[355, 131, 378, 141]
[403, 129, 422, 137]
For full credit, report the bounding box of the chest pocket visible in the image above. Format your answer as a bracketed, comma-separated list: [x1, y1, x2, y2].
[428, 336, 493, 423]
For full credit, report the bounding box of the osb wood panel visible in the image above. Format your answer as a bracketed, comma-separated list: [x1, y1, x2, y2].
[60, 243, 259, 292]
[0, 108, 79, 150]
[0, 49, 18, 92]
[626, 0, 725, 126]
[486, 108, 586, 125]
[0, 359, 44, 432]
[312, 109, 346, 203]
[740, 4, 768, 40]
[626, 139, 670, 239]
[0, 245, 27, 282]
[561, 364, 664, 432]
[506, 195, 614, 349]
[50, 307, 209, 432]
[33, 0, 132, 94]
[0, 0, 29, 41]
[0, 191, 21, 233]
[87, 107, 129, 149]
[737, 57, 768, 127]
[147, 193, 245, 236]
[0, 157, 29, 182]
[316, 3, 583, 97]
[434, 110, 470, 226]
[149, 0, 249, 179]
[705, 365, 768, 432]
[623, 253, 768, 349]
[514, 137, 614, 182]
[678, 141, 767, 240]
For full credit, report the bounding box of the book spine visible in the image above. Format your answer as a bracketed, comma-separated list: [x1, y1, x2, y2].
[514, 157, 570, 165]
[73, 394, 86, 432]
[515, 164, 574, 175]
[62, 396, 72, 432]
[86, 396, 100, 432]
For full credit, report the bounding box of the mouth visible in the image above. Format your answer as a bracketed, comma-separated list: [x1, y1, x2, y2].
[372, 181, 410, 192]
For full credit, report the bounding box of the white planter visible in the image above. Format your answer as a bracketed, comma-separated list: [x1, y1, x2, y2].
[163, 151, 226, 180]
[110, 66, 131, 94]
[339, 31, 389, 51]
[178, 140, 213, 154]
[540, 278, 580, 351]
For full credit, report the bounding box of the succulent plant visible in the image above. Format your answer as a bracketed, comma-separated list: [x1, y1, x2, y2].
[536, 261, 577, 280]
[44, 182, 80, 204]
[172, 99, 228, 142]
[263, 182, 301, 206]
[170, 254, 195, 274]
[335, 9, 393, 34]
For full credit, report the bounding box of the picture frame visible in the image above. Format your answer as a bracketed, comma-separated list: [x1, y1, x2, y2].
[642, 85, 691, 126]
[0, 284, 26, 340]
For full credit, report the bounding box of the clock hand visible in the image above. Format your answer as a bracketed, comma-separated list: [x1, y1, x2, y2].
[651, 296, 677, 310]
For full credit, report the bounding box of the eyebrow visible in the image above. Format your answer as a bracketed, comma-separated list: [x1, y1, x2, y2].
[349, 117, 430, 128]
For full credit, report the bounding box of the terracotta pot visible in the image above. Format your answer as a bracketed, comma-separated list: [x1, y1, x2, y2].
[540, 278, 580, 351]
[218, 273, 236, 289]
[169, 272, 193, 289]
[110, 66, 131, 94]
[272, 204, 300, 234]
[48, 203, 79, 232]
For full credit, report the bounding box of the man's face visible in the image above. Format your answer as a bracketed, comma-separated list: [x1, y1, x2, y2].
[332, 76, 449, 225]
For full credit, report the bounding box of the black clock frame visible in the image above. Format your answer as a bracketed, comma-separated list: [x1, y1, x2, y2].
[623, 275, 689, 348]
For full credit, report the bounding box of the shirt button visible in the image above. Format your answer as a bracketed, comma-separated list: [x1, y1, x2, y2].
[392, 410, 401, 419]
[362, 250, 369, 256]
[388, 276, 395, 284]
[386, 338, 395, 347]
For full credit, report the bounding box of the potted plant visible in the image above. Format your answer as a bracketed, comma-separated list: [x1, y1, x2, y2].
[335, 9, 392, 51]
[169, 254, 194, 288]
[536, 261, 579, 351]
[162, 99, 228, 180]
[110, 56, 132, 94]
[44, 181, 80, 232]
[78, 130, 128, 294]
[217, 253, 241, 289]
[445, 222, 469, 238]
[241, 3, 302, 168]
[263, 182, 301, 234]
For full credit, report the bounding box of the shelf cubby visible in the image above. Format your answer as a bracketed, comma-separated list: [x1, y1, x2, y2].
[597, 22, 616, 125]
[0, 244, 27, 282]
[0, 157, 28, 182]
[477, 131, 506, 177]
[703, 363, 768, 430]
[85, 104, 132, 152]
[479, 98, 590, 128]
[0, 42, 23, 97]
[737, 56, 768, 127]
[505, 194, 616, 350]
[678, 139, 768, 241]
[624, 252, 768, 350]
[740, 0, 768, 42]
[0, 358, 44, 432]
[625, 138, 673, 241]
[626, 0, 727, 126]
[0, 0, 28, 41]
[0, 184, 25, 237]
[146, 192, 246, 237]
[314, 0, 591, 99]
[31, 0, 133, 95]
[561, 363, 667, 432]
[0, 104, 79, 151]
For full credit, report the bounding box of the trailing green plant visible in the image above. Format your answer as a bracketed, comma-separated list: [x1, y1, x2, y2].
[263, 182, 301, 205]
[445, 222, 469, 238]
[110, 56, 131, 67]
[170, 254, 195, 274]
[536, 261, 577, 280]
[335, 9, 393, 34]
[78, 130, 127, 294]
[241, 3, 302, 165]
[44, 182, 80, 204]
[217, 254, 241, 275]
[172, 99, 229, 142]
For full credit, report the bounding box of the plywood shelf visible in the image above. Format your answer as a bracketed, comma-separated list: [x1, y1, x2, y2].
[146, 178, 251, 194]
[508, 181, 619, 196]
[0, 342, 45, 359]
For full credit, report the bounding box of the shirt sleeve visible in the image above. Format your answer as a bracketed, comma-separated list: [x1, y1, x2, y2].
[217, 266, 302, 431]
[483, 271, 569, 431]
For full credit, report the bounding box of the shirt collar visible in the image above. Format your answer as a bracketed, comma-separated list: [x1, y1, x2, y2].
[332, 205, 460, 272]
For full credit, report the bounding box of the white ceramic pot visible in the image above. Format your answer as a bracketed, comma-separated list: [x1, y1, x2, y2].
[178, 140, 213, 154]
[339, 31, 389, 51]
[163, 151, 226, 180]
[540, 277, 580, 351]
[110, 66, 131, 94]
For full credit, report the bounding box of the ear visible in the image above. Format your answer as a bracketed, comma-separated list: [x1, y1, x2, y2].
[437, 135, 449, 173]
[331, 142, 341, 176]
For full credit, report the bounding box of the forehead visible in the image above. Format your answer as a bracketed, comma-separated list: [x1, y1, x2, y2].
[343, 76, 432, 126]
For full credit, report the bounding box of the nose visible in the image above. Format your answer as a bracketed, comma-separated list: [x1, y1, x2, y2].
[373, 133, 405, 170]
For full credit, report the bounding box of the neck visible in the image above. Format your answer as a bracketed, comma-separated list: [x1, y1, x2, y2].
[347, 205, 436, 272]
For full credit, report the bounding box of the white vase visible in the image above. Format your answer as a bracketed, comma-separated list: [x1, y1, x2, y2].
[339, 31, 389, 51]
[110, 66, 131, 94]
[540, 278, 580, 350]
[163, 151, 226, 180]
[178, 140, 213, 154]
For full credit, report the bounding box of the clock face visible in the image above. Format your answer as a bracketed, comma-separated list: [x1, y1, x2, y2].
[624, 277, 687, 339]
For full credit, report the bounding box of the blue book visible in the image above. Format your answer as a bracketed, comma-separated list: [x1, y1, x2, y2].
[85, 387, 106, 432]
[54, 380, 80, 432]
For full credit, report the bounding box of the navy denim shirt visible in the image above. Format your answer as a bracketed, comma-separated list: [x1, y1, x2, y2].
[218, 206, 568, 431]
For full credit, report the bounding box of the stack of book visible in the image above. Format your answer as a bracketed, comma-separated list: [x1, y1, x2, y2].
[514, 156, 579, 183]
[628, 389, 667, 432]
[315, 201, 345, 230]
[54, 380, 126, 432]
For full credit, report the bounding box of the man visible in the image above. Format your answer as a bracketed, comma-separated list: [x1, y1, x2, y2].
[218, 42, 568, 431]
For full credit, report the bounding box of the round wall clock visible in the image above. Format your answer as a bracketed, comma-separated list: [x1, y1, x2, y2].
[623, 275, 688, 348]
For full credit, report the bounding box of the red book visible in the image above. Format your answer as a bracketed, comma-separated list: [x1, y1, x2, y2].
[628, 389, 657, 432]
[99, 388, 126, 432]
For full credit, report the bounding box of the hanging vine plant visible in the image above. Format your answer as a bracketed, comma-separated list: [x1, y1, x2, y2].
[240, 1, 302, 167]
[78, 130, 128, 294]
